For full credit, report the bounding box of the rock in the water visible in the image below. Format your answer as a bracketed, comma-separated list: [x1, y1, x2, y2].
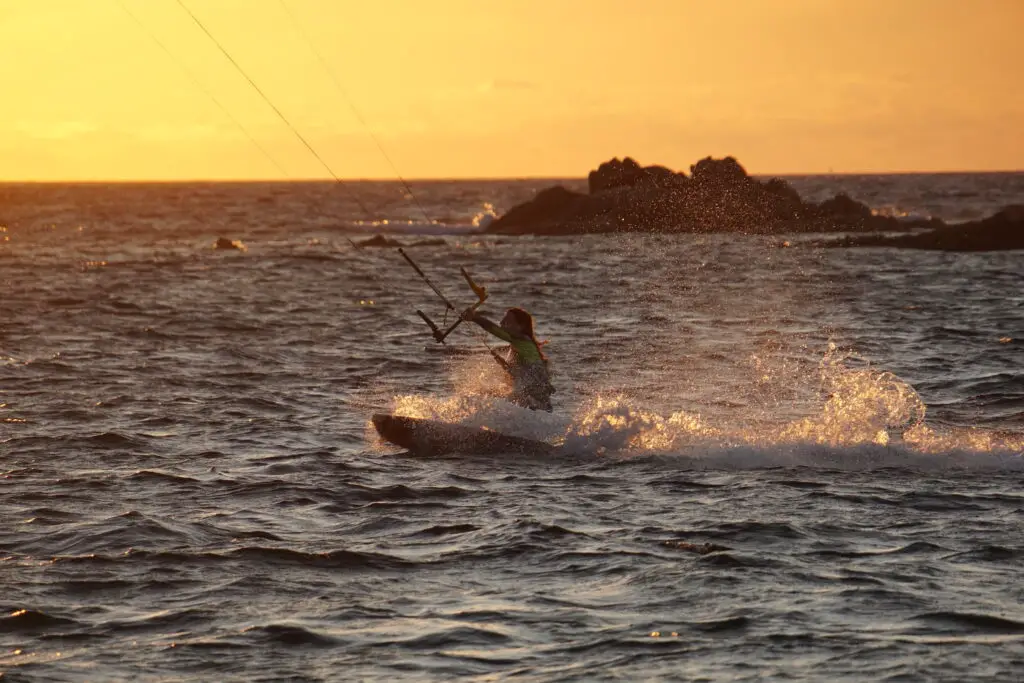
[350, 233, 446, 248]
[588, 156, 684, 194]
[487, 185, 590, 235]
[690, 155, 750, 188]
[213, 237, 246, 251]
[827, 204, 1024, 251]
[485, 155, 940, 236]
[353, 234, 402, 248]
[817, 193, 873, 220]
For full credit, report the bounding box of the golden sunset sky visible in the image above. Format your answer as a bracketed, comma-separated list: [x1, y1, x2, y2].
[3, 0, 1022, 180]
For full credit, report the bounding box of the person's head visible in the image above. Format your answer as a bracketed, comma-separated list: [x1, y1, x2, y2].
[500, 307, 534, 337]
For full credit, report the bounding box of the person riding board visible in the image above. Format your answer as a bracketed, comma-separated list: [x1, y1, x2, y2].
[461, 307, 555, 411]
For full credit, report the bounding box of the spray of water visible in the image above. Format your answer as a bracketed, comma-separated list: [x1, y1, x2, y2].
[379, 341, 1023, 468]
[774, 343, 926, 447]
[471, 203, 498, 230]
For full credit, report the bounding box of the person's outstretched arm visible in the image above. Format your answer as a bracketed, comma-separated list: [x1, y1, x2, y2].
[462, 311, 513, 342]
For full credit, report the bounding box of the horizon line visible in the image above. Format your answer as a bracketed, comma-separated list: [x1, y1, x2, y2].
[3, 166, 1024, 184]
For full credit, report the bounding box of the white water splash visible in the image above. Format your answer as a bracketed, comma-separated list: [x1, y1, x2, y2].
[383, 343, 1024, 470]
[471, 203, 498, 230]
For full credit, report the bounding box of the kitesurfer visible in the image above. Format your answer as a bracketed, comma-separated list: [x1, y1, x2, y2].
[462, 307, 555, 411]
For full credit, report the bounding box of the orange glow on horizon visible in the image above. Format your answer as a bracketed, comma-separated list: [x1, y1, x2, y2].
[2, 0, 1022, 181]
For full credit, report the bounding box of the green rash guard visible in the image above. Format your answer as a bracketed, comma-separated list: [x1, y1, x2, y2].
[476, 319, 544, 365]
[473, 314, 554, 411]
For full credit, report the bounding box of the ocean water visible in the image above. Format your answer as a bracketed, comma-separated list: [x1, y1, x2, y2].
[1, 175, 1023, 681]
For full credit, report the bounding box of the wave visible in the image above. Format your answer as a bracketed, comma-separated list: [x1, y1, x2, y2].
[347, 218, 481, 236]
[911, 611, 1024, 634]
[226, 546, 415, 570]
[240, 623, 340, 647]
[0, 609, 80, 634]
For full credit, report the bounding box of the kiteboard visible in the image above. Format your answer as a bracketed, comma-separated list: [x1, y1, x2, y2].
[371, 251, 557, 457]
[371, 413, 556, 457]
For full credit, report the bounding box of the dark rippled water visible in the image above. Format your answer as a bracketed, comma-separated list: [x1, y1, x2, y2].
[2, 176, 1023, 681]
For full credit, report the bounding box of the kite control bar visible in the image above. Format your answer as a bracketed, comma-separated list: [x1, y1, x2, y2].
[398, 248, 488, 344]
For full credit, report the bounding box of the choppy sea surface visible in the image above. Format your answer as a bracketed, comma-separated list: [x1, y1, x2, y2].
[2, 174, 1023, 681]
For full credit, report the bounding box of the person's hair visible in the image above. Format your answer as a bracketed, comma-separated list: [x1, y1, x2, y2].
[505, 307, 546, 360]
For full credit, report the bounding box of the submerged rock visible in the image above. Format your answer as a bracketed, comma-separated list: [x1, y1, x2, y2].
[350, 233, 446, 248]
[352, 234, 402, 248]
[826, 204, 1024, 252]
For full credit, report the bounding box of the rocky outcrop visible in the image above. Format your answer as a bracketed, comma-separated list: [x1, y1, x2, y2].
[486, 156, 940, 236]
[824, 205, 1024, 251]
[490, 186, 589, 234]
[588, 157, 684, 193]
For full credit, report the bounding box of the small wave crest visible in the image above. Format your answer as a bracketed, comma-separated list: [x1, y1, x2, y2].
[348, 218, 479, 236]
[0, 609, 80, 636]
[241, 623, 339, 646]
[471, 202, 498, 230]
